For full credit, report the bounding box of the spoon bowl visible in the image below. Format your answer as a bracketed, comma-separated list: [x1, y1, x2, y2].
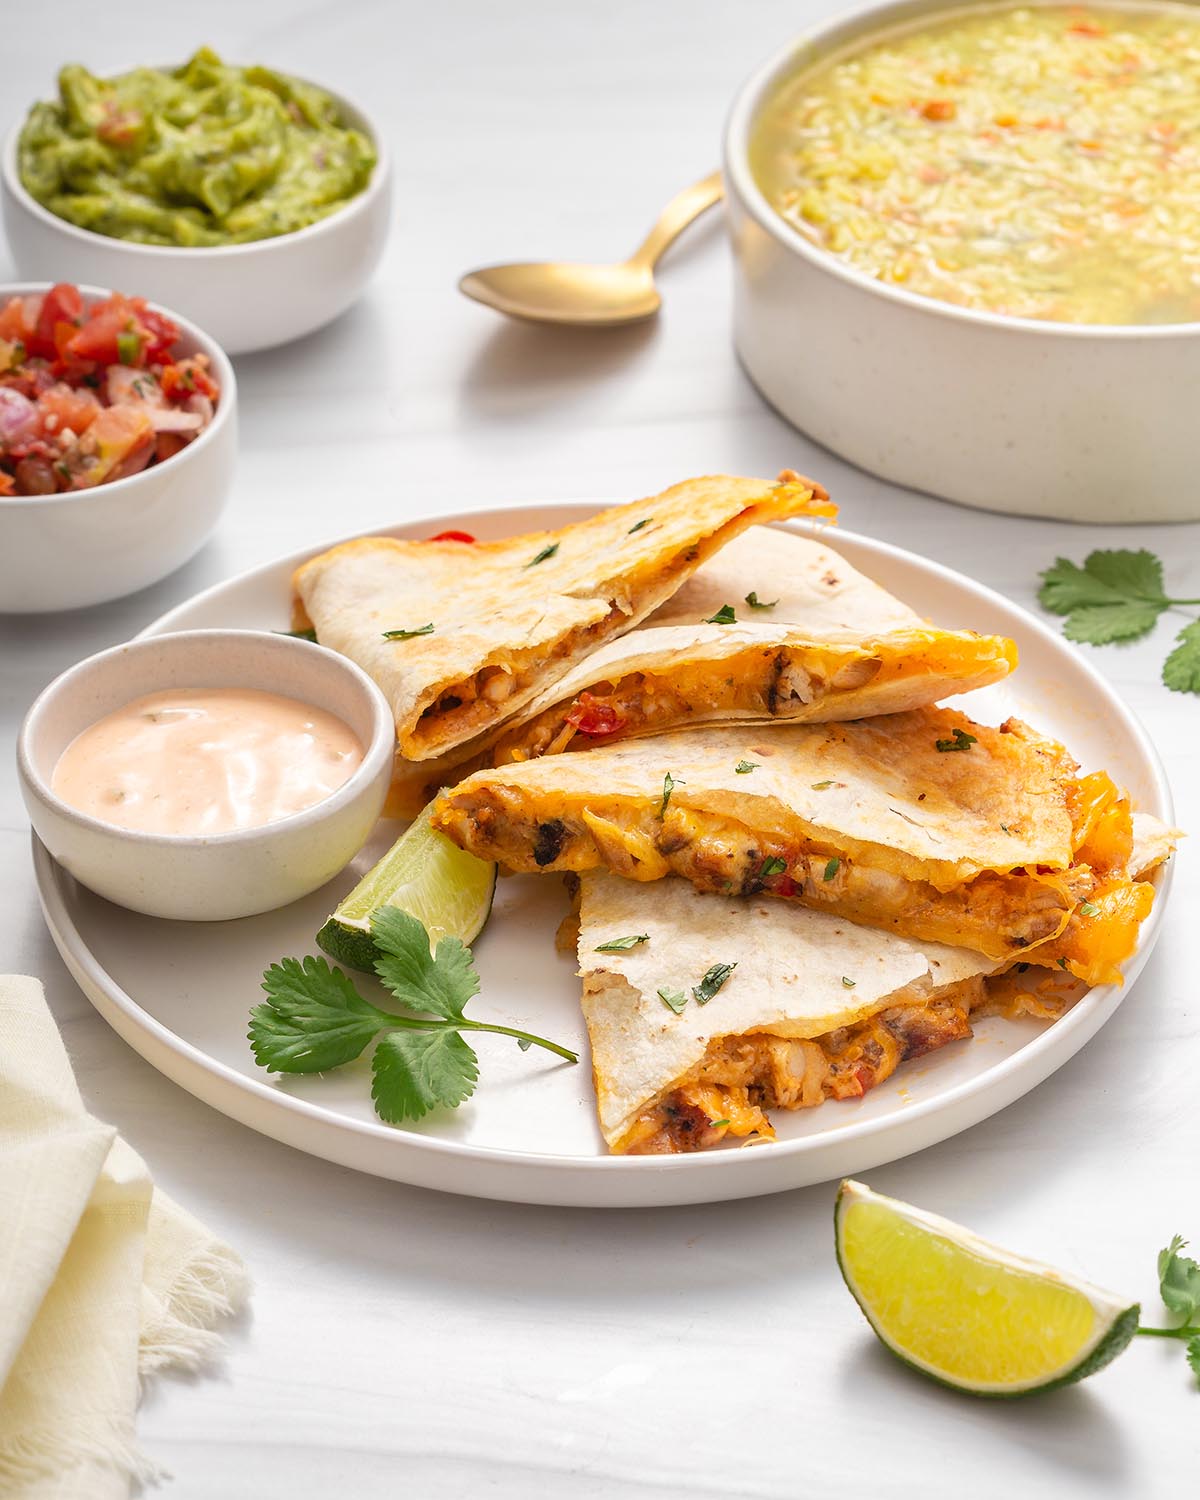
[458, 171, 722, 328]
[460, 260, 661, 326]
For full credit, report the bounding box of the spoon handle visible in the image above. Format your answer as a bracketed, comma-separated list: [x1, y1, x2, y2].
[628, 170, 724, 271]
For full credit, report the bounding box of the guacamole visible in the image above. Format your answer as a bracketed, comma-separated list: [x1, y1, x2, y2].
[18, 48, 377, 247]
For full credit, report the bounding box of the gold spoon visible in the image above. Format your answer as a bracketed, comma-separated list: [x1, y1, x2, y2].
[458, 170, 724, 327]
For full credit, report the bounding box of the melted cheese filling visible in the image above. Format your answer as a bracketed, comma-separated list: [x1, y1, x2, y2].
[616, 979, 981, 1154]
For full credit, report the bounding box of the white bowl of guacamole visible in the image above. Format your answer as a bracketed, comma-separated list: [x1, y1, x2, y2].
[0, 50, 392, 354]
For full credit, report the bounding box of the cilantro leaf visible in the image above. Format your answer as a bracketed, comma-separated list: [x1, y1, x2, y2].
[371, 1029, 479, 1122]
[595, 934, 650, 953]
[693, 962, 736, 1005]
[525, 543, 559, 568]
[841, 976, 856, 989]
[382, 623, 436, 641]
[759, 855, 788, 879]
[1039, 550, 1166, 614]
[1038, 549, 1200, 690]
[251, 956, 389, 1073]
[1159, 1235, 1200, 1322]
[735, 760, 759, 774]
[935, 727, 977, 753]
[745, 591, 778, 610]
[704, 604, 737, 624]
[658, 986, 688, 1014]
[824, 857, 840, 881]
[628, 517, 652, 534]
[1163, 621, 1200, 694]
[371, 906, 479, 1021]
[1061, 601, 1164, 645]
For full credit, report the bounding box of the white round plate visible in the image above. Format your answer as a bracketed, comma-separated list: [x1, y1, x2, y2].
[33, 505, 1174, 1207]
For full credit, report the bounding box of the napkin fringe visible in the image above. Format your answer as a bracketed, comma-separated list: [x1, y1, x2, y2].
[139, 1239, 250, 1382]
[0, 1415, 163, 1490]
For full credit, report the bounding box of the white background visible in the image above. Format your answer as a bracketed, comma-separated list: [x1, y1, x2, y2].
[3, 2, 1199, 1494]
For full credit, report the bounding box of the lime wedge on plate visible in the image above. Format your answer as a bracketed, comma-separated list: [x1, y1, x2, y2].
[835, 1179, 1139, 1397]
[317, 800, 497, 972]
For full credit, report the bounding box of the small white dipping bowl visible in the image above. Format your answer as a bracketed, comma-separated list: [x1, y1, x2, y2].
[723, 0, 1200, 523]
[18, 629, 395, 921]
[0, 281, 237, 614]
[1, 82, 391, 355]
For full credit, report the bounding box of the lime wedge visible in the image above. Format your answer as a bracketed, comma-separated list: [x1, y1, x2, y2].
[316, 799, 497, 973]
[835, 1179, 1139, 1397]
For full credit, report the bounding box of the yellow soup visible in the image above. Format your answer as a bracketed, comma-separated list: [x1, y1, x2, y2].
[751, 3, 1200, 324]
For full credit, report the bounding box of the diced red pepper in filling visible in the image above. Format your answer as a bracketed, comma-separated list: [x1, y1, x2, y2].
[429, 529, 476, 543]
[563, 692, 627, 738]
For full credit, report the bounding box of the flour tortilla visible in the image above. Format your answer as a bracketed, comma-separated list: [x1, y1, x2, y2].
[385, 526, 1016, 814]
[578, 871, 996, 1149]
[293, 473, 832, 762]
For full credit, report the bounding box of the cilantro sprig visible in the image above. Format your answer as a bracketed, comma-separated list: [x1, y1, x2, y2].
[249, 908, 577, 1124]
[1039, 549, 1200, 695]
[1136, 1235, 1200, 1386]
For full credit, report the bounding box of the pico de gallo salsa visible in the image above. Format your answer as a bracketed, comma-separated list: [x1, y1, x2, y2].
[0, 282, 219, 496]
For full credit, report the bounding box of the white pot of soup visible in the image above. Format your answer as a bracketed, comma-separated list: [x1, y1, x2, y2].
[724, 0, 1200, 522]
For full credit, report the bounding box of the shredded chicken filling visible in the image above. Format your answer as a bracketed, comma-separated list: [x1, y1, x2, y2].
[438, 790, 1093, 959]
[617, 980, 981, 1154]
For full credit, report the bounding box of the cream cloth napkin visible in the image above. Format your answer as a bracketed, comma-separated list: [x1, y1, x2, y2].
[0, 975, 248, 1497]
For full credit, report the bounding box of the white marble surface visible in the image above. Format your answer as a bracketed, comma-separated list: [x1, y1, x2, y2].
[3, 1, 1199, 1494]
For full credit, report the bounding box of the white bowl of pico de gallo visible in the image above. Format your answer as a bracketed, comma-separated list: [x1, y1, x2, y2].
[0, 280, 235, 613]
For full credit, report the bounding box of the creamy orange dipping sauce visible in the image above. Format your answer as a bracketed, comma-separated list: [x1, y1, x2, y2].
[53, 688, 363, 836]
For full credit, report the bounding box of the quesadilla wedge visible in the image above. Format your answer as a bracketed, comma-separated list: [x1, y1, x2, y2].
[292, 472, 834, 763]
[382, 526, 1016, 814]
[433, 708, 1148, 984]
[577, 810, 1178, 1154]
[578, 872, 999, 1154]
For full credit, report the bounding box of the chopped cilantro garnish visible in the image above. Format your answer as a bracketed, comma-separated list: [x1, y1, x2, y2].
[280, 627, 317, 642]
[525, 543, 559, 568]
[823, 857, 840, 881]
[811, 780, 844, 790]
[628, 517, 652, 534]
[658, 986, 688, 1014]
[935, 727, 977, 753]
[745, 591, 778, 610]
[382, 623, 435, 640]
[759, 856, 788, 879]
[704, 604, 737, 624]
[735, 760, 759, 774]
[657, 771, 683, 819]
[595, 934, 650, 953]
[115, 329, 141, 365]
[841, 976, 856, 989]
[693, 962, 736, 1005]
[709, 1119, 731, 1128]
[1079, 900, 1100, 918]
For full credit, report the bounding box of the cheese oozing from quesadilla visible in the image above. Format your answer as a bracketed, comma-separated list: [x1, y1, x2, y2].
[292, 473, 834, 763]
[434, 709, 1149, 984]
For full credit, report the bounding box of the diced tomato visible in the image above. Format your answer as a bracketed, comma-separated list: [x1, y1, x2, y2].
[160, 356, 219, 402]
[772, 874, 799, 899]
[37, 383, 101, 438]
[430, 529, 476, 543]
[563, 692, 626, 738]
[154, 432, 187, 463]
[133, 302, 180, 363]
[28, 284, 83, 360]
[66, 293, 144, 366]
